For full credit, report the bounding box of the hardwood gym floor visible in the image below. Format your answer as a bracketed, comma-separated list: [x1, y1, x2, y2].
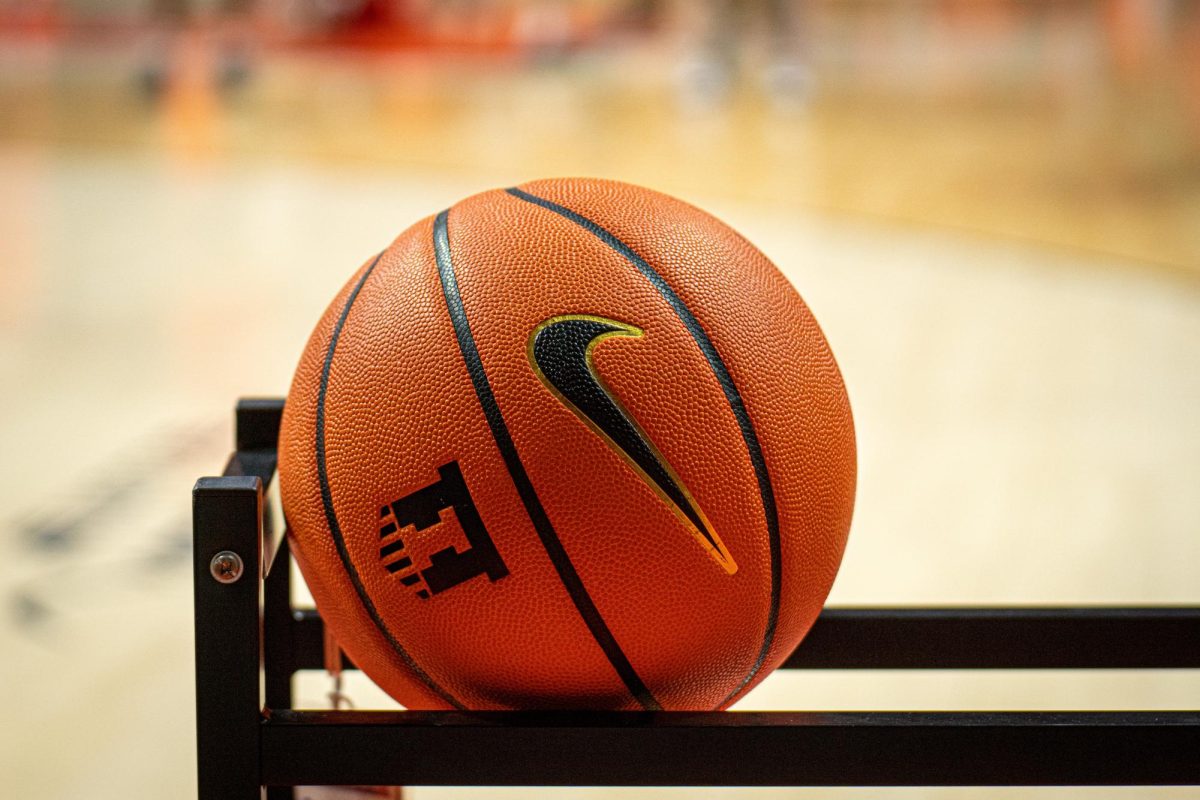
[1, 21, 1197, 800]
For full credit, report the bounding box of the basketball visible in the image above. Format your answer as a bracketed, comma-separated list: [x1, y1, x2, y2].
[278, 178, 856, 711]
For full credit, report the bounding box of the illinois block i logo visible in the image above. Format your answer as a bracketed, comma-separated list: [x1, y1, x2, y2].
[378, 461, 508, 599]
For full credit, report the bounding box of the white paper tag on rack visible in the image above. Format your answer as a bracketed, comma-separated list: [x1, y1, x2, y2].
[296, 787, 403, 800]
[323, 621, 355, 710]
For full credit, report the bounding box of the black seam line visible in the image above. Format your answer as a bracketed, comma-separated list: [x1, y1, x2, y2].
[433, 209, 662, 712]
[316, 251, 466, 711]
[506, 187, 782, 708]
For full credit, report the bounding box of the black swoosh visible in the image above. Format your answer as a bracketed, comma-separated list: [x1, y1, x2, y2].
[529, 315, 734, 571]
[506, 186, 783, 708]
[433, 210, 661, 711]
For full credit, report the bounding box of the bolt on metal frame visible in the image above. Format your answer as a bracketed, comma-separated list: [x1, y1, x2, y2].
[194, 398, 1200, 798]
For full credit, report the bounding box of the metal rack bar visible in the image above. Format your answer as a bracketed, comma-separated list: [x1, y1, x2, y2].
[287, 605, 1200, 672]
[193, 475, 264, 800]
[260, 709, 1200, 787]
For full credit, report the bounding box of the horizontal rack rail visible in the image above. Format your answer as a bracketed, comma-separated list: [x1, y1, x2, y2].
[260, 709, 1200, 787]
[288, 605, 1200, 671]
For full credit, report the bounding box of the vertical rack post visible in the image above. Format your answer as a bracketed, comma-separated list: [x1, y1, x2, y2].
[263, 538, 297, 800]
[194, 476, 265, 800]
[264, 537, 294, 711]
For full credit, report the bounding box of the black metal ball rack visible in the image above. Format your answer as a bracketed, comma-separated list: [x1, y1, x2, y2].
[193, 399, 1200, 798]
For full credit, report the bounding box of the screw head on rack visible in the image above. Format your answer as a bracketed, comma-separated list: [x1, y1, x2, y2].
[210, 550, 244, 584]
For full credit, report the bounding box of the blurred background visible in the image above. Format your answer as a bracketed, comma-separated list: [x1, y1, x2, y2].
[1, 1, 1198, 798]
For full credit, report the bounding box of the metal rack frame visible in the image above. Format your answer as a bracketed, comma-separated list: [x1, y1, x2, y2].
[193, 398, 1200, 798]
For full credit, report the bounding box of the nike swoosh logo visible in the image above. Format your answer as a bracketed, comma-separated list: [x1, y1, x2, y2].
[528, 314, 737, 573]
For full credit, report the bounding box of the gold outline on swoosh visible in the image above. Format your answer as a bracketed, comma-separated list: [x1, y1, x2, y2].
[527, 314, 738, 574]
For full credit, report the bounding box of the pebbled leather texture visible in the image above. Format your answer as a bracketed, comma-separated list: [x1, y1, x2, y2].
[277, 178, 856, 710]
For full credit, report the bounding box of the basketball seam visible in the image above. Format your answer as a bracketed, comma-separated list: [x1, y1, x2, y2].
[506, 186, 783, 709]
[315, 250, 467, 711]
[433, 208, 662, 712]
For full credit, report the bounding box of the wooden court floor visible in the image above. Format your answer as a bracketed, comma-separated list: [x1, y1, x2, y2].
[1, 43, 1198, 800]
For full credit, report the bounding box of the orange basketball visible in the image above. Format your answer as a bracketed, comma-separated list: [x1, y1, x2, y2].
[278, 178, 856, 710]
